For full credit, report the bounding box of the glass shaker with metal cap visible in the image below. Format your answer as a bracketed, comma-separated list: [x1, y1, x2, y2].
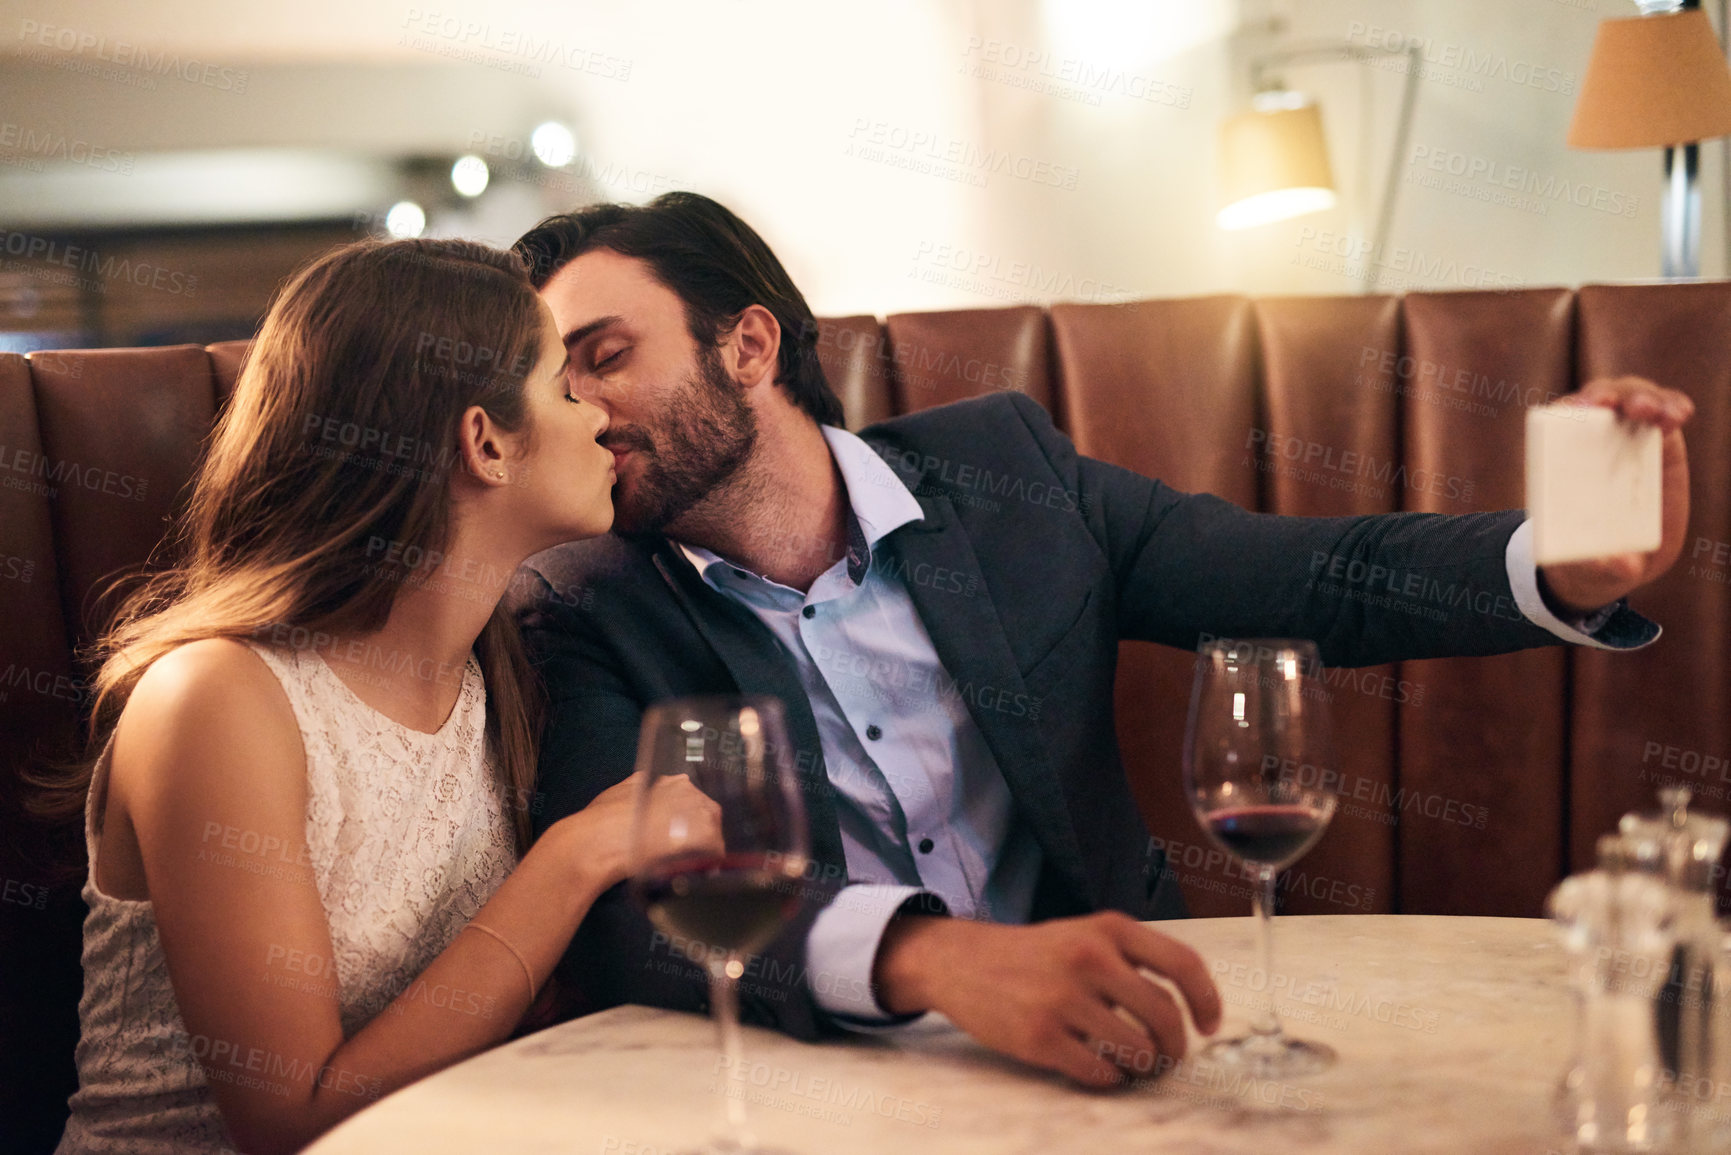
[1618, 788, 1729, 1088]
[1549, 840, 1679, 1153]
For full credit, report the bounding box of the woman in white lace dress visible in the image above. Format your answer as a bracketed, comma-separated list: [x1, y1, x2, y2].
[43, 239, 718, 1154]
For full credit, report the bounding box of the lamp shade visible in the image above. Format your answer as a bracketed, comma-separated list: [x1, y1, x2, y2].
[1568, 8, 1731, 149]
[1217, 101, 1338, 230]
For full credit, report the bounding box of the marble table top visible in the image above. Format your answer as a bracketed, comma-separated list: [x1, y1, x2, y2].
[305, 915, 1574, 1155]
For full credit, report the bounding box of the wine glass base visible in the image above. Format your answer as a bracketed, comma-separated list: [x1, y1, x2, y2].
[1197, 1034, 1335, 1080]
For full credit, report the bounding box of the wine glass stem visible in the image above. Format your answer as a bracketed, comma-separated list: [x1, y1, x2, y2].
[1252, 865, 1283, 1041]
[712, 959, 753, 1148]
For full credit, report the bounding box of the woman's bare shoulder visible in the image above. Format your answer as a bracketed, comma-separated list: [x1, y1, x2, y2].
[113, 637, 304, 795]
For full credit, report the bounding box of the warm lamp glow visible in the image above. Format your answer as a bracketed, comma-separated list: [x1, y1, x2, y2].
[1217, 101, 1338, 230]
[1568, 8, 1731, 149]
[1218, 187, 1338, 230]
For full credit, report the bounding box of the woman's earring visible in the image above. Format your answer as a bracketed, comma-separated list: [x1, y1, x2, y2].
[493, 471, 506, 480]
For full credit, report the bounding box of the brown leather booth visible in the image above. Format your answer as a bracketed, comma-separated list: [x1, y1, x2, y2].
[4, 285, 1729, 1149]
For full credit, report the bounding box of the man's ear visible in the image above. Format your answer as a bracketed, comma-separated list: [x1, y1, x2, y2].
[455, 404, 511, 486]
[726, 304, 782, 390]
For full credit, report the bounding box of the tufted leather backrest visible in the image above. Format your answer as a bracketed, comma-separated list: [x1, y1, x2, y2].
[1570, 284, 1731, 870]
[1395, 290, 1576, 916]
[1051, 297, 1261, 917]
[884, 306, 1053, 416]
[1252, 295, 1402, 916]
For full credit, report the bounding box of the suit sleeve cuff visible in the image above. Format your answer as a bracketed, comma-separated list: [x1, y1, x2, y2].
[806, 884, 947, 1030]
[1505, 519, 1661, 651]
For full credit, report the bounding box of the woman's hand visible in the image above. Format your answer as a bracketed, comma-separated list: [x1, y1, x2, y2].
[553, 770, 724, 891]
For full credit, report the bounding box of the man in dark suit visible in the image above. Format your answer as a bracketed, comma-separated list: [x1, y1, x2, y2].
[510, 192, 1692, 1086]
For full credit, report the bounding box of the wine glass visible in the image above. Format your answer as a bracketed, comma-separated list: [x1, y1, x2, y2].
[1183, 638, 1339, 1078]
[629, 696, 811, 1155]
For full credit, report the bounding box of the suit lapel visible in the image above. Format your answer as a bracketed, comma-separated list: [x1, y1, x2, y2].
[888, 494, 1094, 909]
[650, 547, 846, 872]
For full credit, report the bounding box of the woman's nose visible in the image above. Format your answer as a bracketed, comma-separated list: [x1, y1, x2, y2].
[589, 402, 610, 438]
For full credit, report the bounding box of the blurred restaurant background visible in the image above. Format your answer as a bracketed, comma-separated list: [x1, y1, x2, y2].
[0, 0, 1703, 350]
[9, 1, 1731, 1150]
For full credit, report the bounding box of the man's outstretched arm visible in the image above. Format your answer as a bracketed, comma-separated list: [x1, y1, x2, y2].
[996, 380, 1692, 662]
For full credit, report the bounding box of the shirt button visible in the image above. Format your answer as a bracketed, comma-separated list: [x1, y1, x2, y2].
[917, 837, 935, 854]
[802, 605, 816, 619]
[865, 724, 882, 741]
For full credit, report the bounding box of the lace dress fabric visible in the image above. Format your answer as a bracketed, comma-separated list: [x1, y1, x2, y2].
[56, 642, 518, 1154]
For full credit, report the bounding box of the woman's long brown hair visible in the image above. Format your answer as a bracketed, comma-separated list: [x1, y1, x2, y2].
[33, 238, 549, 855]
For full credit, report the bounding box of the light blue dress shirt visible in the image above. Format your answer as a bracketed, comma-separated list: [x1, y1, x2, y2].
[677, 426, 1039, 1022]
[675, 425, 1645, 1025]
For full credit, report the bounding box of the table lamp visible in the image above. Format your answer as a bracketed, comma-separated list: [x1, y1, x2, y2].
[1568, 2, 1731, 277]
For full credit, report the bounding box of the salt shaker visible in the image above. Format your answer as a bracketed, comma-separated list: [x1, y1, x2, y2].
[1618, 786, 1729, 1110]
[1549, 856, 1678, 1152]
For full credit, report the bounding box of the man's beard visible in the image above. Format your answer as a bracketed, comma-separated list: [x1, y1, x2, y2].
[605, 344, 758, 537]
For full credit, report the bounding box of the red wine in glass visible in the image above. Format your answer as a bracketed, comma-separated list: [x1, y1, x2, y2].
[1204, 804, 1330, 869]
[1184, 638, 1340, 1078]
[634, 850, 802, 958]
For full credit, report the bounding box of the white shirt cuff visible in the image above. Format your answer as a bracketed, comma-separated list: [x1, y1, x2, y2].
[805, 884, 941, 1028]
[1505, 518, 1640, 650]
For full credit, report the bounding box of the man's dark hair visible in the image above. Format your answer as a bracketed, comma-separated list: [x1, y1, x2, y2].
[513, 191, 844, 426]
